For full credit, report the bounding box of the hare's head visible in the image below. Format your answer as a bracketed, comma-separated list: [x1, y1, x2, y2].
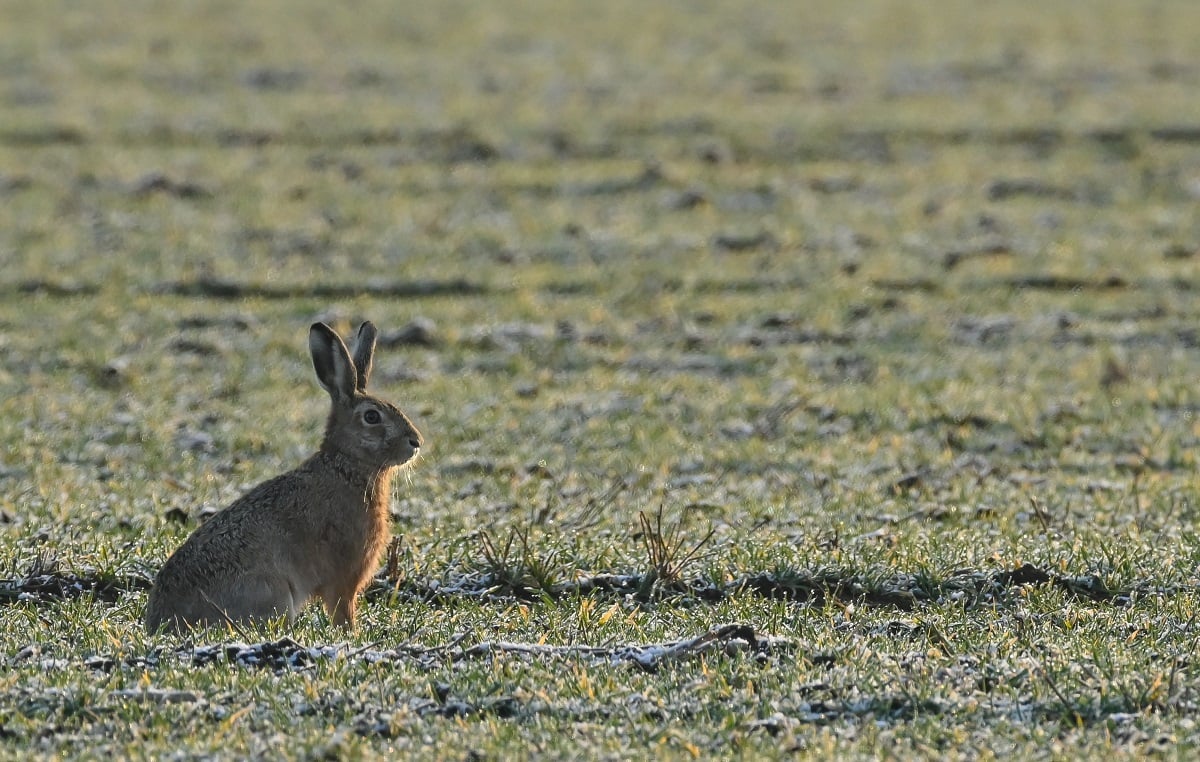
[310, 321, 423, 469]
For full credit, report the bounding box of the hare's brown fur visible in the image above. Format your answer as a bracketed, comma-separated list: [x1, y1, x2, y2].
[145, 321, 422, 633]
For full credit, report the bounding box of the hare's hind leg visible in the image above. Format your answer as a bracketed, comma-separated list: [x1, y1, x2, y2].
[217, 573, 301, 625]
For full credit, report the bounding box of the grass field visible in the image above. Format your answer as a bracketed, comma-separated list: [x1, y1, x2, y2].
[3, 0, 1200, 758]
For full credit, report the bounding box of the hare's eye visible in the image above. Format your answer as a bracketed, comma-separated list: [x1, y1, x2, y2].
[363, 409, 382, 425]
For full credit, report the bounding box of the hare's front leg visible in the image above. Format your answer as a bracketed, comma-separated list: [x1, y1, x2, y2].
[320, 588, 357, 628]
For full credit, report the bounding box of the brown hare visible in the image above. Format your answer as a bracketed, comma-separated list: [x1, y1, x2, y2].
[145, 321, 423, 634]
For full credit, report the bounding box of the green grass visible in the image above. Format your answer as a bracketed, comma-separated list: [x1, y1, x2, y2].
[4, 0, 1200, 758]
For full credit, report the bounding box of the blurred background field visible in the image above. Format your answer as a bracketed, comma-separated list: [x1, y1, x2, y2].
[3, 1, 1200, 758]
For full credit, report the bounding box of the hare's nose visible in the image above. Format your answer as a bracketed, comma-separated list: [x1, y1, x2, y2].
[405, 422, 423, 450]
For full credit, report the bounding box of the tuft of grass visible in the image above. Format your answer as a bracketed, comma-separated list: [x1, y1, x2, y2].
[637, 505, 717, 594]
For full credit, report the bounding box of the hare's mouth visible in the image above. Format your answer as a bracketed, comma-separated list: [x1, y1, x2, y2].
[396, 444, 421, 467]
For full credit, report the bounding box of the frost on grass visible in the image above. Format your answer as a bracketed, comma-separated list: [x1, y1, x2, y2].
[0, 554, 149, 605]
[0, 557, 1153, 612]
[80, 623, 784, 674]
[371, 560, 1146, 609]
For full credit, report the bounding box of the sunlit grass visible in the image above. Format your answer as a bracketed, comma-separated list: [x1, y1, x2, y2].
[3, 0, 1200, 758]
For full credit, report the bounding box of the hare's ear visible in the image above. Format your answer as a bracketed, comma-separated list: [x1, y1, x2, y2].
[351, 321, 377, 392]
[309, 322, 358, 402]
